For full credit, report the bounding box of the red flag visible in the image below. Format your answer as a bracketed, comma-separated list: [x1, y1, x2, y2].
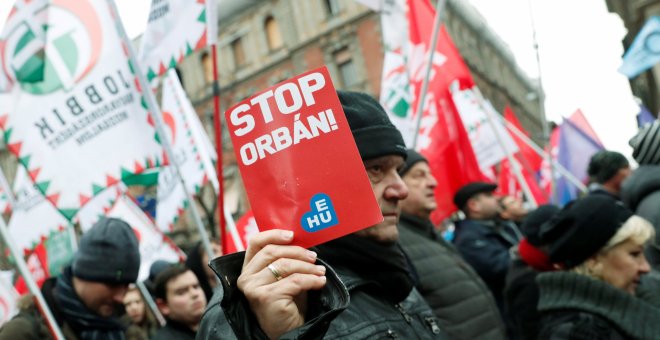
[504, 106, 543, 172]
[224, 210, 258, 254]
[14, 245, 49, 295]
[407, 0, 485, 223]
[568, 109, 603, 147]
[539, 127, 561, 195]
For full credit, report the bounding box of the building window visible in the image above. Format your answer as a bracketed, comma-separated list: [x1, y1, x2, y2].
[334, 48, 358, 88]
[324, 0, 340, 16]
[231, 38, 246, 68]
[200, 51, 214, 83]
[265, 16, 283, 50]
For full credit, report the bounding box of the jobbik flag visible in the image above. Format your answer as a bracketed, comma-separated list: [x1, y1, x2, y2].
[155, 70, 217, 232]
[226, 66, 383, 248]
[0, 0, 49, 92]
[0, 0, 165, 220]
[8, 167, 72, 273]
[78, 191, 185, 281]
[139, 0, 217, 83]
[0, 270, 19, 326]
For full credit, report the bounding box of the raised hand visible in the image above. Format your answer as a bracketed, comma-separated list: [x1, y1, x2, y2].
[237, 229, 327, 339]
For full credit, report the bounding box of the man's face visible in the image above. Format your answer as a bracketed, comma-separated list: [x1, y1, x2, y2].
[354, 155, 408, 243]
[467, 192, 500, 220]
[73, 278, 128, 318]
[158, 271, 207, 328]
[499, 195, 527, 222]
[400, 161, 437, 219]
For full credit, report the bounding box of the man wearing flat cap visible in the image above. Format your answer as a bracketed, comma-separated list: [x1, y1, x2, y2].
[0, 217, 141, 339]
[452, 182, 521, 321]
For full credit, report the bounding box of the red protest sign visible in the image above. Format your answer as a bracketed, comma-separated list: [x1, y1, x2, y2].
[226, 66, 383, 248]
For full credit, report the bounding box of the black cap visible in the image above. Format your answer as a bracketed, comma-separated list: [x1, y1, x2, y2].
[399, 149, 427, 176]
[338, 91, 407, 161]
[453, 182, 497, 211]
[539, 195, 633, 268]
[521, 204, 560, 247]
[72, 217, 140, 284]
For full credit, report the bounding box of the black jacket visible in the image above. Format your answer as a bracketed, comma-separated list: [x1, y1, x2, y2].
[622, 165, 660, 267]
[504, 252, 541, 340]
[197, 251, 448, 339]
[537, 272, 660, 340]
[453, 219, 520, 311]
[398, 213, 506, 340]
[151, 319, 196, 340]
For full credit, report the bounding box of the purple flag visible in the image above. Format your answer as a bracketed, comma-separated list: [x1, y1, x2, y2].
[637, 104, 657, 128]
[556, 118, 604, 205]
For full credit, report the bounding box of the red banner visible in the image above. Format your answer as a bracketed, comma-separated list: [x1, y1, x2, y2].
[225, 67, 382, 248]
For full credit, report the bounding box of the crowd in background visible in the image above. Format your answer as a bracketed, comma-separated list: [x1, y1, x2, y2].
[0, 92, 659, 339]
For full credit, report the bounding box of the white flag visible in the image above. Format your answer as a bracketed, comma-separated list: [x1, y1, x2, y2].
[0, 0, 164, 220]
[0, 270, 19, 326]
[451, 83, 519, 169]
[0, 0, 49, 92]
[139, 0, 215, 83]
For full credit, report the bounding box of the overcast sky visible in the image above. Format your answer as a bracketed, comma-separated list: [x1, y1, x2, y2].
[0, 0, 641, 158]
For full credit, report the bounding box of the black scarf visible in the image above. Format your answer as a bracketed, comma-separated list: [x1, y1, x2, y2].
[315, 234, 414, 304]
[55, 267, 126, 340]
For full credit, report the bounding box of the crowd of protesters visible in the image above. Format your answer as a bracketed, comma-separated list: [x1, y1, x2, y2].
[1, 91, 660, 339]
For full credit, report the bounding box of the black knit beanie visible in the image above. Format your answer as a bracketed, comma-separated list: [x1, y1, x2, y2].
[399, 149, 427, 176]
[629, 120, 660, 165]
[587, 150, 629, 184]
[521, 204, 560, 247]
[539, 195, 633, 268]
[72, 217, 140, 284]
[338, 91, 407, 161]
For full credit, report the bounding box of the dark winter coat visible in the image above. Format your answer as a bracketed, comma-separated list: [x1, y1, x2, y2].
[504, 251, 542, 340]
[398, 213, 506, 340]
[453, 219, 520, 311]
[150, 319, 196, 340]
[537, 271, 660, 339]
[197, 251, 449, 339]
[622, 165, 660, 267]
[0, 278, 78, 340]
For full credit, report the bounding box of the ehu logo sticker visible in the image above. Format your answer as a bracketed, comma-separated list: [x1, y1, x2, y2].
[301, 193, 338, 232]
[1, 0, 102, 95]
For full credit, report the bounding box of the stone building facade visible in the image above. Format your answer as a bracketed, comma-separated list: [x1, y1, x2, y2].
[606, 0, 660, 114]
[176, 0, 544, 218]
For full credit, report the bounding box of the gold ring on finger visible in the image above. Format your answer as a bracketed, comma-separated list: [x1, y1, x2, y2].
[267, 263, 283, 281]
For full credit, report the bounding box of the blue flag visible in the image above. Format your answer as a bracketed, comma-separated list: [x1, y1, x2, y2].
[619, 16, 660, 78]
[637, 103, 657, 127]
[555, 119, 604, 205]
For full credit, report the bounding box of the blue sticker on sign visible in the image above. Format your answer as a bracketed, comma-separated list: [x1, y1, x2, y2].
[301, 193, 339, 232]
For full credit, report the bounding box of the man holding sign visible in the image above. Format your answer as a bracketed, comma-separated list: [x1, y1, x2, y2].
[199, 79, 447, 338]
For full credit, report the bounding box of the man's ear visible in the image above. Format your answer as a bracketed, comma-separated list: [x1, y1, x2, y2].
[156, 298, 170, 317]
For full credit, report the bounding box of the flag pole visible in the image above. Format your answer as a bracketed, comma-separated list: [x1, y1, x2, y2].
[136, 281, 166, 326]
[526, 0, 556, 200]
[210, 44, 227, 255]
[106, 0, 216, 262]
[0, 218, 64, 339]
[497, 114, 587, 192]
[472, 87, 538, 208]
[411, 0, 447, 149]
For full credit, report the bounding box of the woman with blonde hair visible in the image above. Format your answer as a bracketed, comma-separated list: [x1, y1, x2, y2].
[536, 195, 660, 339]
